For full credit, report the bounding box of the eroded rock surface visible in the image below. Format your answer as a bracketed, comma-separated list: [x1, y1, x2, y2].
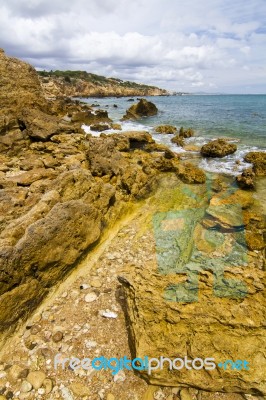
[201, 139, 237, 158]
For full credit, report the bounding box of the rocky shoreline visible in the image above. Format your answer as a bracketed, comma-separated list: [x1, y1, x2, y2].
[0, 49, 265, 400]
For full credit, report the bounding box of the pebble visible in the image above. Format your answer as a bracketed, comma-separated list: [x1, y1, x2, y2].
[85, 340, 97, 348]
[20, 381, 32, 393]
[8, 365, 25, 381]
[61, 386, 74, 400]
[106, 394, 115, 400]
[43, 378, 53, 394]
[154, 389, 165, 400]
[180, 388, 193, 400]
[52, 331, 64, 343]
[69, 382, 90, 397]
[90, 278, 102, 288]
[99, 310, 118, 319]
[84, 292, 98, 303]
[113, 370, 126, 383]
[26, 370, 46, 390]
[61, 292, 68, 298]
[80, 283, 90, 290]
[38, 388, 45, 395]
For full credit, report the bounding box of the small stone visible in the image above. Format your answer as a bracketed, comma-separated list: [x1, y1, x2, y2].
[43, 378, 53, 394]
[69, 382, 90, 397]
[106, 394, 115, 400]
[80, 283, 90, 290]
[38, 388, 45, 395]
[8, 365, 25, 381]
[113, 370, 126, 383]
[99, 310, 118, 319]
[30, 325, 41, 335]
[41, 348, 52, 358]
[26, 371, 46, 390]
[18, 369, 29, 379]
[172, 388, 180, 395]
[61, 386, 74, 400]
[52, 331, 63, 343]
[90, 278, 102, 288]
[61, 292, 68, 298]
[85, 340, 97, 348]
[84, 292, 98, 303]
[180, 388, 193, 400]
[154, 389, 165, 400]
[20, 381, 32, 393]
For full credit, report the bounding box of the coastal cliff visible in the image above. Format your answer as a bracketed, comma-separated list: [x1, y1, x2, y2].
[37, 70, 168, 98]
[0, 49, 265, 400]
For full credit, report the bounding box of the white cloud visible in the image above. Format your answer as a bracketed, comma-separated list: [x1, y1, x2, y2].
[0, 0, 266, 93]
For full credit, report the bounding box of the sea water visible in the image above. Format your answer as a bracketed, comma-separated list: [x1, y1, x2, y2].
[80, 94, 266, 176]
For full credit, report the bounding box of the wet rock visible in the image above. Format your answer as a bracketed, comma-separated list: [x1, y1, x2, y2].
[26, 370, 46, 390]
[122, 99, 158, 120]
[110, 123, 122, 130]
[236, 168, 255, 190]
[179, 127, 194, 138]
[90, 123, 110, 132]
[244, 152, 266, 176]
[201, 139, 237, 158]
[177, 162, 206, 184]
[155, 125, 177, 134]
[171, 135, 184, 147]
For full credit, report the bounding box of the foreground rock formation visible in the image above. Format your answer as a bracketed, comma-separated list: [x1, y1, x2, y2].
[119, 182, 265, 396]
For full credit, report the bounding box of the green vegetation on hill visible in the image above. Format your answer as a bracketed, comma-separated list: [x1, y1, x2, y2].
[37, 70, 162, 91]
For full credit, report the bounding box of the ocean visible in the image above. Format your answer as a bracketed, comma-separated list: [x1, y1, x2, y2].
[81, 94, 266, 176]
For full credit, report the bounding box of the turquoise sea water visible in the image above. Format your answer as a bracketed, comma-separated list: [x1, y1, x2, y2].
[81, 94, 266, 175]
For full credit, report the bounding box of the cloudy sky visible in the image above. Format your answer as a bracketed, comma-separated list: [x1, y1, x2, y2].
[1, 0, 266, 93]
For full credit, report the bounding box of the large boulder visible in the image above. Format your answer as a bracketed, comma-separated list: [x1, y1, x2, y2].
[122, 99, 158, 120]
[244, 152, 266, 176]
[201, 139, 237, 158]
[19, 108, 61, 141]
[0, 49, 49, 134]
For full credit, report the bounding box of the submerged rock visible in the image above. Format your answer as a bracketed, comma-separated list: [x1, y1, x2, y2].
[155, 125, 177, 134]
[122, 99, 158, 120]
[236, 168, 255, 190]
[171, 135, 185, 147]
[179, 127, 194, 138]
[201, 139, 237, 158]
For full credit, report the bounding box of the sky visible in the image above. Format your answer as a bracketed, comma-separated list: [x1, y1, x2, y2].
[0, 0, 266, 93]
